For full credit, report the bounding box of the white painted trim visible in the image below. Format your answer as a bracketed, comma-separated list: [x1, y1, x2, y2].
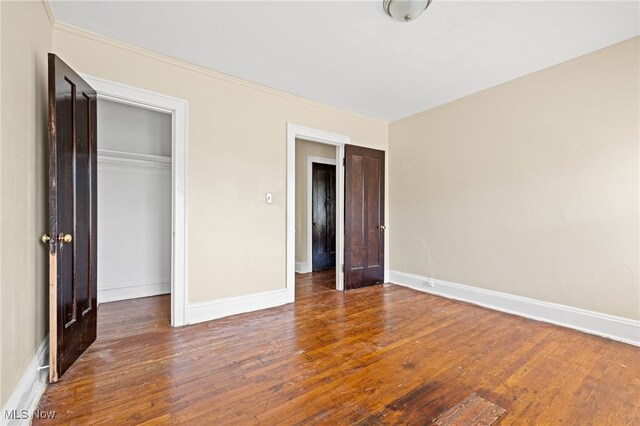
[97, 148, 172, 167]
[287, 124, 348, 302]
[306, 155, 337, 274]
[295, 261, 311, 274]
[389, 270, 640, 346]
[1, 337, 49, 425]
[185, 289, 287, 324]
[82, 74, 189, 327]
[98, 281, 171, 304]
[97, 152, 172, 176]
[40, 0, 55, 27]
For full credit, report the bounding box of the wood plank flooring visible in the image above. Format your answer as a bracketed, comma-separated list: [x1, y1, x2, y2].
[36, 270, 640, 425]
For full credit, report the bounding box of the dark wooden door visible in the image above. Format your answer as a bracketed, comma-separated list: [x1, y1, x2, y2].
[312, 163, 336, 271]
[46, 54, 98, 382]
[344, 145, 385, 290]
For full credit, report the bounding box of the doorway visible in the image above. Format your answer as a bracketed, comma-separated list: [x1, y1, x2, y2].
[294, 139, 338, 296]
[286, 124, 387, 302]
[294, 139, 337, 298]
[83, 75, 188, 327]
[96, 100, 172, 306]
[46, 57, 187, 382]
[287, 125, 346, 302]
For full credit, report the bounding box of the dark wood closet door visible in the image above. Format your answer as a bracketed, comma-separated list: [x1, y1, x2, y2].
[46, 53, 98, 382]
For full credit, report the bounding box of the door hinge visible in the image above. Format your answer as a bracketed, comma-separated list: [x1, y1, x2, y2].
[342, 264, 345, 273]
[343, 158, 346, 166]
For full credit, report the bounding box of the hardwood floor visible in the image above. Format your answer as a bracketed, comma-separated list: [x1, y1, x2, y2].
[36, 270, 640, 425]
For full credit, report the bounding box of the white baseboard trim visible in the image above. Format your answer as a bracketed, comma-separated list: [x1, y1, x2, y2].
[1, 336, 49, 425]
[389, 270, 640, 347]
[98, 281, 171, 304]
[295, 261, 311, 274]
[185, 288, 288, 325]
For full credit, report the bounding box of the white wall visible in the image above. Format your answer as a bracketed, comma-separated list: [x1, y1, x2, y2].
[97, 100, 172, 303]
[98, 99, 171, 155]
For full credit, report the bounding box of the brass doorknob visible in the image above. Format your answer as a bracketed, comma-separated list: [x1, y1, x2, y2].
[379, 225, 386, 231]
[58, 233, 73, 244]
[41, 234, 50, 244]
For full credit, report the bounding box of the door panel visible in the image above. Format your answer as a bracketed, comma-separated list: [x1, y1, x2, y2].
[311, 163, 336, 271]
[366, 156, 382, 268]
[349, 154, 365, 271]
[75, 92, 93, 316]
[344, 145, 385, 290]
[47, 53, 98, 382]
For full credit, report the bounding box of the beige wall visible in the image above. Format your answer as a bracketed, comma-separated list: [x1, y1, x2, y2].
[295, 139, 336, 266]
[390, 38, 640, 320]
[51, 25, 388, 303]
[0, 1, 52, 408]
[0, 0, 3, 406]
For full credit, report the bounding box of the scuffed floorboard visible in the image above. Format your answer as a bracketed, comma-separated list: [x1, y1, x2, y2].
[433, 393, 505, 426]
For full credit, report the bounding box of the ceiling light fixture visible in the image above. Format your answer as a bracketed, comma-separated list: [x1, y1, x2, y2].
[383, 0, 432, 23]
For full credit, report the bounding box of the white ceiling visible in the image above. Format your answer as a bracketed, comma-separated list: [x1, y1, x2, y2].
[49, 1, 640, 122]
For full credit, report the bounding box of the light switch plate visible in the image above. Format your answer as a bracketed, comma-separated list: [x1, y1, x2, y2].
[265, 193, 273, 204]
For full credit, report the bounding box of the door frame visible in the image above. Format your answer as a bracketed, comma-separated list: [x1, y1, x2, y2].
[82, 74, 189, 327]
[287, 124, 348, 302]
[306, 155, 336, 274]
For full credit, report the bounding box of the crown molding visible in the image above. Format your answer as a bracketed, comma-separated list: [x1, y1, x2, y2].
[41, 0, 55, 26]
[44, 6, 387, 127]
